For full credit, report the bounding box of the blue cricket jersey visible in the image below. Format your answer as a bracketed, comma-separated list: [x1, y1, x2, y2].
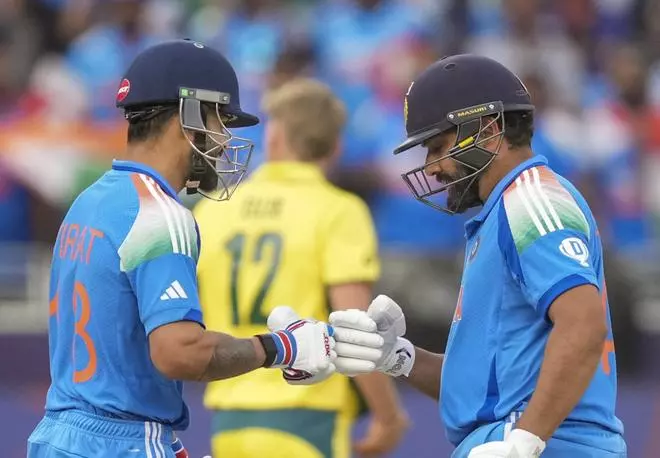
[441, 156, 624, 448]
[45, 160, 204, 430]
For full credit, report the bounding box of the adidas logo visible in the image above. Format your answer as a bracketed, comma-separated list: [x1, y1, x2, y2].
[160, 280, 188, 300]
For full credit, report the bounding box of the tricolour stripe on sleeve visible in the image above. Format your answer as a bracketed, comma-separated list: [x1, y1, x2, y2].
[141, 174, 180, 254]
[504, 166, 590, 253]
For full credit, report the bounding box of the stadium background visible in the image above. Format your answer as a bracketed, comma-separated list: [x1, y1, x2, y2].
[1, 0, 659, 456]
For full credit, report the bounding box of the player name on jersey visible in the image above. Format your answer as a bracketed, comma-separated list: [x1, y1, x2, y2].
[241, 196, 283, 219]
[56, 224, 105, 265]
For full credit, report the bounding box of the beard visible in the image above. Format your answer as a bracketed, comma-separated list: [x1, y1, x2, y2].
[198, 160, 219, 193]
[186, 149, 219, 193]
[441, 163, 482, 214]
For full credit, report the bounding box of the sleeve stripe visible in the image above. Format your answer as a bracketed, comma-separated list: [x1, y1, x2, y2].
[140, 174, 180, 254]
[514, 176, 547, 236]
[180, 206, 191, 257]
[531, 167, 564, 230]
[522, 169, 557, 233]
[146, 176, 187, 257]
[145, 176, 193, 257]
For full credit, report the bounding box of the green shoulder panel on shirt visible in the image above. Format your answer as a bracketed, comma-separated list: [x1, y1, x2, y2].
[119, 184, 199, 272]
[503, 166, 589, 254]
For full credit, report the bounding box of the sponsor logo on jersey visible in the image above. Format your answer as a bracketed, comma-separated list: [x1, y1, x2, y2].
[559, 237, 589, 267]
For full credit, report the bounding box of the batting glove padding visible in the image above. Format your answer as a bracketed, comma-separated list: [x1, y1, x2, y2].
[330, 295, 415, 377]
[265, 306, 337, 384]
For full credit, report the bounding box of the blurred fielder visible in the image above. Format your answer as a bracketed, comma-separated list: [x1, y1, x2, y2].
[194, 78, 408, 458]
[27, 40, 336, 458]
[330, 55, 627, 458]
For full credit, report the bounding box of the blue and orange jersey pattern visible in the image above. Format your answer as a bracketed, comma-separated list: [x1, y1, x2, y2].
[45, 160, 203, 430]
[441, 156, 624, 449]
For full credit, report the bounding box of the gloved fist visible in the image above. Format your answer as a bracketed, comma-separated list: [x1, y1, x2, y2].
[263, 306, 336, 384]
[330, 295, 415, 377]
[467, 429, 546, 458]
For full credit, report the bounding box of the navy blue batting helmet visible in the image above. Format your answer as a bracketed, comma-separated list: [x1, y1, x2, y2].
[116, 39, 258, 127]
[395, 54, 535, 214]
[116, 39, 259, 201]
[396, 54, 533, 155]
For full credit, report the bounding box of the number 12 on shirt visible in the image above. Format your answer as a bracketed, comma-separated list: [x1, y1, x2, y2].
[225, 232, 283, 326]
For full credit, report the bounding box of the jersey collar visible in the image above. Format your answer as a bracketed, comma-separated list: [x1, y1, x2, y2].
[465, 155, 548, 237]
[111, 159, 182, 203]
[250, 161, 326, 182]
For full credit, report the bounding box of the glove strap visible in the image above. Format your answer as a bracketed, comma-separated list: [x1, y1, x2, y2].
[256, 331, 295, 368]
[384, 338, 415, 377]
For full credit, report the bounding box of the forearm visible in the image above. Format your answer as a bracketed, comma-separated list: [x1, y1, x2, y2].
[354, 372, 405, 419]
[405, 347, 443, 400]
[516, 323, 605, 440]
[197, 332, 266, 381]
[150, 321, 267, 381]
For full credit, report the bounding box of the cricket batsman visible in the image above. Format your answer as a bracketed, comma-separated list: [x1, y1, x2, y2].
[27, 40, 336, 458]
[329, 54, 627, 457]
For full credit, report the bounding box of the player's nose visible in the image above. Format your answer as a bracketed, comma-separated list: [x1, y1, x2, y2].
[423, 149, 444, 177]
[424, 157, 442, 177]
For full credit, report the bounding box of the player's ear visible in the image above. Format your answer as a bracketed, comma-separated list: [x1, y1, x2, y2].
[481, 115, 501, 137]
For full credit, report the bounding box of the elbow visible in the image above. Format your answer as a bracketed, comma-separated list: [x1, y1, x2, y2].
[149, 337, 207, 381]
[151, 350, 193, 380]
[148, 322, 209, 381]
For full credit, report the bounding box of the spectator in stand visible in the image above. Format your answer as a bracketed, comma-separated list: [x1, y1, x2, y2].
[64, 0, 163, 121]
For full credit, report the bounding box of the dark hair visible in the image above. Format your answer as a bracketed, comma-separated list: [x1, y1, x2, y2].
[503, 110, 534, 148]
[126, 105, 179, 144]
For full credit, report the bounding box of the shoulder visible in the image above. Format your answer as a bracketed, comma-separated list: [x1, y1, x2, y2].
[500, 165, 590, 253]
[119, 173, 199, 272]
[322, 183, 373, 221]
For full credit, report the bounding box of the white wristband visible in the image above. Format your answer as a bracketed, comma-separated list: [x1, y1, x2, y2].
[507, 428, 545, 457]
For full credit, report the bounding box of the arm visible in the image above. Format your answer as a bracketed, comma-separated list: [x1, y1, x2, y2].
[130, 250, 269, 381]
[515, 284, 606, 440]
[149, 322, 266, 381]
[329, 283, 407, 421]
[329, 283, 408, 454]
[405, 347, 444, 401]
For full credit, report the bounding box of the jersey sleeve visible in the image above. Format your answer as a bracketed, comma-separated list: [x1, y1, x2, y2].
[499, 168, 599, 318]
[119, 192, 204, 335]
[321, 195, 380, 285]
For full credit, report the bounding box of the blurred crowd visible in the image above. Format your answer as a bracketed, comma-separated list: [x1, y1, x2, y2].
[1, 0, 660, 352]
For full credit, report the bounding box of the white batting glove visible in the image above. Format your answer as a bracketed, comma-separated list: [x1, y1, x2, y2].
[329, 295, 415, 377]
[468, 429, 546, 458]
[264, 306, 337, 384]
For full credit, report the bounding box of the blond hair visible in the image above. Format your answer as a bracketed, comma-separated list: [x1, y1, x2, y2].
[261, 78, 347, 161]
